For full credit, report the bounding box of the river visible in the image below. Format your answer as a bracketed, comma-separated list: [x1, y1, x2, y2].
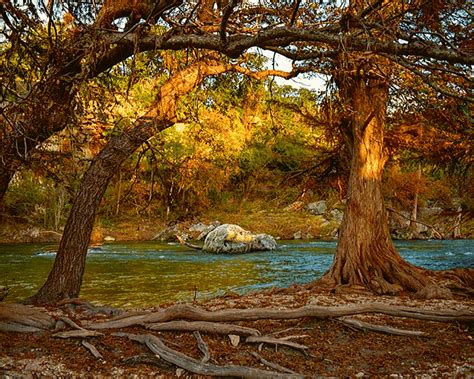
[0, 240, 472, 308]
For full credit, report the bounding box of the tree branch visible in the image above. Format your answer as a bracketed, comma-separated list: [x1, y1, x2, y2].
[103, 26, 474, 65]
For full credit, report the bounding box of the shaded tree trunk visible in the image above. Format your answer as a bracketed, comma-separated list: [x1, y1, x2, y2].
[0, 169, 14, 215]
[28, 120, 160, 304]
[324, 64, 429, 294]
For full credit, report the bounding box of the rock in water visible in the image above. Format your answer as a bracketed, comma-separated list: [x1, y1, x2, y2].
[203, 224, 277, 254]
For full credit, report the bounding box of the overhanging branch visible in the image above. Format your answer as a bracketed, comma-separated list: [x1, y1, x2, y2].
[103, 26, 474, 66]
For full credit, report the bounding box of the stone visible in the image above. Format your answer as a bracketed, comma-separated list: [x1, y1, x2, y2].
[228, 334, 240, 346]
[203, 224, 277, 254]
[329, 209, 344, 223]
[307, 200, 327, 215]
[196, 221, 220, 240]
[188, 222, 208, 233]
[415, 223, 429, 234]
[103, 236, 116, 242]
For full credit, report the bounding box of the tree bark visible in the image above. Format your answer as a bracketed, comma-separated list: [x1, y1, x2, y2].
[324, 58, 429, 294]
[28, 120, 160, 304]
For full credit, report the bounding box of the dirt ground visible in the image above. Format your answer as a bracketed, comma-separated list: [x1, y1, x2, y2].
[1, 284, 473, 378]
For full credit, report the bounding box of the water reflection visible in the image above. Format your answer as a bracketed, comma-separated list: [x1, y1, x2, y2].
[0, 240, 472, 308]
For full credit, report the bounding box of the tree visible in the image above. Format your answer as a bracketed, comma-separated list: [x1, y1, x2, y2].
[322, 1, 473, 293]
[3, 0, 472, 303]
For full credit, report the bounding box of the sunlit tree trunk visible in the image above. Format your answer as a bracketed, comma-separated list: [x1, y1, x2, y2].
[324, 60, 429, 294]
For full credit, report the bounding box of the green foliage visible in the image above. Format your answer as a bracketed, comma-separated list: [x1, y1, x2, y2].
[5, 171, 71, 230]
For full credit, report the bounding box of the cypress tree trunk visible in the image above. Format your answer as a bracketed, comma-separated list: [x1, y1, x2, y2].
[29, 122, 159, 303]
[324, 65, 429, 294]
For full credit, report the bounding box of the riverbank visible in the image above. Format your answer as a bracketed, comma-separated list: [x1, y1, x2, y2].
[1, 200, 472, 244]
[1, 284, 473, 377]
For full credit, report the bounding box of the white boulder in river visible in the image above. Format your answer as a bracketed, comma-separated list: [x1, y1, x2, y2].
[203, 224, 277, 254]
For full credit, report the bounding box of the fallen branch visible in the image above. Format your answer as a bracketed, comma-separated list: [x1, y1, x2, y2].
[193, 331, 211, 363]
[82, 341, 103, 359]
[147, 320, 260, 336]
[338, 318, 425, 337]
[114, 332, 302, 378]
[246, 335, 309, 353]
[88, 303, 474, 330]
[250, 352, 301, 375]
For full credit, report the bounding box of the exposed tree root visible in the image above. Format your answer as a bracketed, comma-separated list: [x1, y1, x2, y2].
[245, 335, 309, 353]
[337, 318, 425, 337]
[250, 352, 302, 375]
[115, 332, 301, 378]
[59, 316, 84, 330]
[147, 320, 259, 335]
[193, 331, 211, 363]
[87, 303, 474, 330]
[0, 303, 55, 332]
[322, 261, 474, 299]
[2, 296, 473, 376]
[53, 329, 103, 338]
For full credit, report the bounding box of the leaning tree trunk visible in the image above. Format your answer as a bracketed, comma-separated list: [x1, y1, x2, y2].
[28, 120, 160, 304]
[28, 57, 262, 304]
[324, 68, 429, 295]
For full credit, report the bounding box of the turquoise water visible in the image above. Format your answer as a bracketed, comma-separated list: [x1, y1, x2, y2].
[0, 240, 472, 308]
